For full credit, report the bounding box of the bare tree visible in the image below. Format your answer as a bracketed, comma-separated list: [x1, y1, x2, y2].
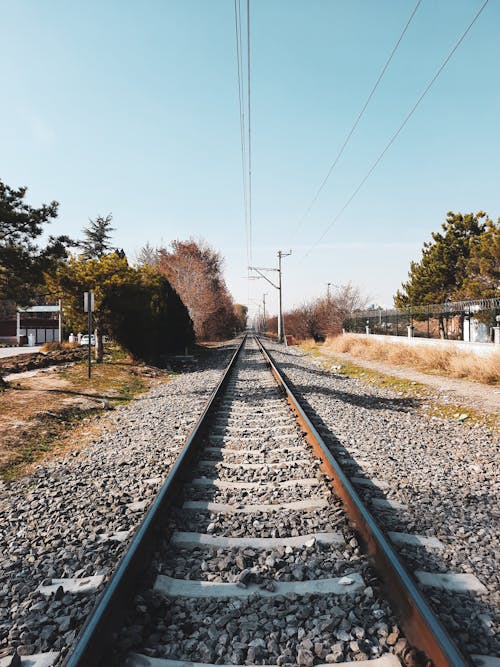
[275, 283, 367, 340]
[156, 239, 237, 340]
[136, 242, 159, 268]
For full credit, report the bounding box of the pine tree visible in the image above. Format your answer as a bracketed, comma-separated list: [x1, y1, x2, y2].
[0, 178, 71, 305]
[462, 217, 500, 298]
[395, 212, 487, 306]
[394, 211, 489, 338]
[80, 214, 115, 259]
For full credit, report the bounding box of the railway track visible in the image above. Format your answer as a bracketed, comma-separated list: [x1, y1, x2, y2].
[54, 335, 477, 666]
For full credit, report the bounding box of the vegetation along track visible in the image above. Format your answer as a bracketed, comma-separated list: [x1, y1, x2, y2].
[59, 336, 484, 667]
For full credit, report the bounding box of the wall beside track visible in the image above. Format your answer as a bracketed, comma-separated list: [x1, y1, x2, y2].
[344, 333, 498, 357]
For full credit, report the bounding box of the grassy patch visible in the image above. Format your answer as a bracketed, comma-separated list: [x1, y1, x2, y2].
[304, 344, 430, 397]
[420, 402, 498, 435]
[0, 345, 170, 481]
[1, 409, 100, 482]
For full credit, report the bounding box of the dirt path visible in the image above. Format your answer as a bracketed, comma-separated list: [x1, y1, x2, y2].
[0, 352, 168, 479]
[0, 345, 43, 359]
[317, 348, 500, 416]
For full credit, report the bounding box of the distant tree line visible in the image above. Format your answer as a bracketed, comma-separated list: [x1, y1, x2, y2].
[266, 284, 366, 341]
[264, 212, 498, 342]
[0, 177, 247, 369]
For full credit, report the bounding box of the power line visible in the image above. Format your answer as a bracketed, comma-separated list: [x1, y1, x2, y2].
[289, 0, 423, 244]
[247, 0, 253, 265]
[234, 0, 250, 269]
[303, 0, 489, 259]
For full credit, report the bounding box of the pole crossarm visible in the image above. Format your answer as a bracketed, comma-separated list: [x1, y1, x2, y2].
[248, 266, 279, 290]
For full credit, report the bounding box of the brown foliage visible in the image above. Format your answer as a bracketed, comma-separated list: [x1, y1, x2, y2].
[155, 239, 239, 341]
[267, 283, 367, 341]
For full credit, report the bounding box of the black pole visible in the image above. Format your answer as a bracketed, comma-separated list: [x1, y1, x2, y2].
[278, 252, 283, 343]
[87, 292, 92, 379]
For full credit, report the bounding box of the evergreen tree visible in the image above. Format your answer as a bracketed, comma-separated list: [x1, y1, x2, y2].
[0, 178, 71, 305]
[46, 252, 131, 362]
[45, 256, 194, 362]
[395, 212, 487, 306]
[80, 214, 115, 259]
[462, 217, 500, 299]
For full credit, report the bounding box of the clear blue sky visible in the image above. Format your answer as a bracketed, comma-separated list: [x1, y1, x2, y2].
[1, 1, 498, 319]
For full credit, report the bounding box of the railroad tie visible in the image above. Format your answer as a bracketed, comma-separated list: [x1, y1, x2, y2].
[182, 498, 330, 513]
[170, 530, 345, 549]
[0, 652, 60, 667]
[124, 654, 404, 667]
[37, 576, 105, 596]
[189, 477, 320, 489]
[154, 572, 365, 598]
[203, 445, 304, 456]
[197, 458, 311, 470]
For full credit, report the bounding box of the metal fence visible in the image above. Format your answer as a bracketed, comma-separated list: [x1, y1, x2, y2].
[344, 297, 500, 342]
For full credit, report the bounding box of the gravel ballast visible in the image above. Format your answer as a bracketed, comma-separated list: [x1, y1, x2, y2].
[265, 340, 499, 659]
[0, 343, 237, 663]
[3, 336, 496, 666]
[115, 340, 413, 667]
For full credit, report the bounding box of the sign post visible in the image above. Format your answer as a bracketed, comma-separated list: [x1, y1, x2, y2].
[84, 292, 95, 379]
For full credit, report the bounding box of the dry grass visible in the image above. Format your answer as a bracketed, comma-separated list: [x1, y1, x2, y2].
[324, 334, 500, 384]
[0, 346, 170, 480]
[40, 341, 78, 352]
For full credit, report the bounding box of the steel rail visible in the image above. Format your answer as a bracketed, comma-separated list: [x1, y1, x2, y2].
[63, 336, 247, 667]
[255, 335, 471, 667]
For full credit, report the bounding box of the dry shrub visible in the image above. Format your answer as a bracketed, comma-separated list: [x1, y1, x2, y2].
[40, 341, 77, 352]
[325, 334, 500, 385]
[294, 337, 317, 348]
[449, 350, 500, 384]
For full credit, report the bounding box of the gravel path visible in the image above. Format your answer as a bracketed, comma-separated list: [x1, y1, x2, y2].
[0, 346, 43, 359]
[318, 348, 500, 416]
[266, 340, 500, 659]
[0, 343, 236, 663]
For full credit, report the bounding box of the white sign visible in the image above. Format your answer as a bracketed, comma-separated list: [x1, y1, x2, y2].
[83, 292, 95, 313]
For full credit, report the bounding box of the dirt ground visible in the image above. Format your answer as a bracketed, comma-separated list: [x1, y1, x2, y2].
[0, 352, 169, 480]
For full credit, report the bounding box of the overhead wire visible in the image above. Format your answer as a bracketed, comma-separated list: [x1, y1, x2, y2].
[234, 0, 250, 270]
[302, 0, 490, 259]
[246, 0, 253, 266]
[289, 0, 423, 244]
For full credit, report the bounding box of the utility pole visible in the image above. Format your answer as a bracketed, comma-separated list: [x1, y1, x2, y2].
[262, 293, 267, 334]
[327, 282, 331, 301]
[277, 250, 291, 343]
[87, 294, 92, 378]
[249, 249, 291, 344]
[58, 299, 62, 343]
[84, 291, 94, 379]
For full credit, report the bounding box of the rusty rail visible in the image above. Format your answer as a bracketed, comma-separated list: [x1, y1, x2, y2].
[63, 336, 247, 667]
[255, 335, 471, 667]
